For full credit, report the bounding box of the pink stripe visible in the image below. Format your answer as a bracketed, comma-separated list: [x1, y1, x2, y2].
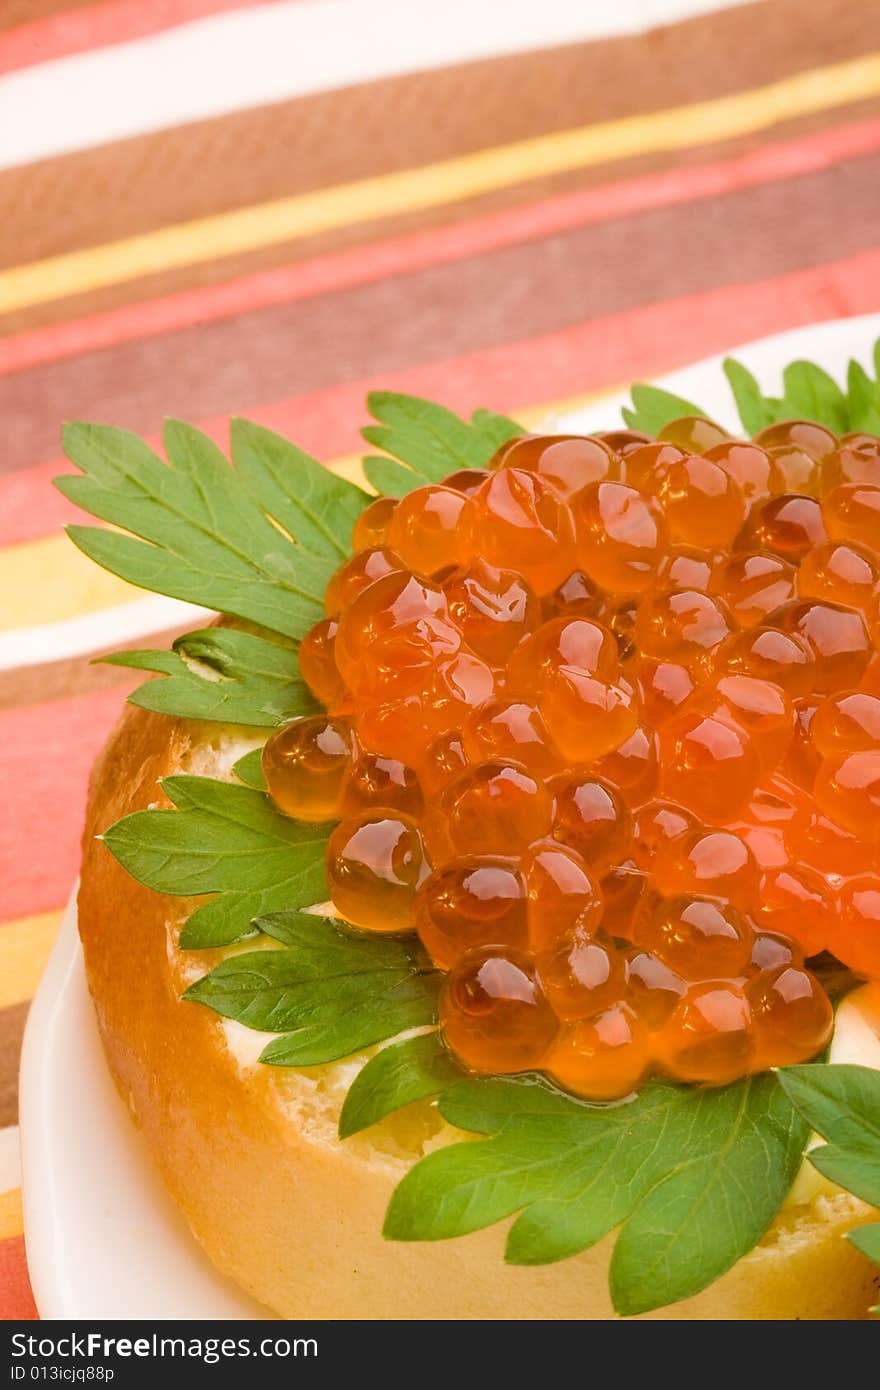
[3, 116, 880, 378]
[3, 243, 877, 550]
[0, 0, 282, 77]
[0, 686, 133, 923]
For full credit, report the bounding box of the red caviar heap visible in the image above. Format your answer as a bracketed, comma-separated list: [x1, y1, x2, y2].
[261, 418, 880, 1100]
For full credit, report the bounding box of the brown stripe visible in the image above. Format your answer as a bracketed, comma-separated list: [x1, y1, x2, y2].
[6, 146, 880, 472]
[1, 0, 96, 30]
[2, 0, 876, 273]
[0, 626, 189, 710]
[0, 1001, 28, 1128]
[5, 87, 880, 340]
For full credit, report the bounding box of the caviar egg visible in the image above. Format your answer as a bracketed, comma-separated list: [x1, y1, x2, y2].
[262, 715, 353, 820]
[523, 842, 604, 952]
[659, 981, 753, 1084]
[551, 775, 632, 872]
[704, 440, 784, 511]
[624, 948, 686, 1026]
[436, 760, 554, 859]
[659, 709, 760, 820]
[443, 558, 540, 664]
[499, 433, 618, 497]
[326, 812, 428, 932]
[710, 552, 797, 628]
[656, 454, 746, 547]
[341, 751, 423, 817]
[537, 928, 626, 1021]
[546, 1004, 650, 1100]
[324, 546, 402, 616]
[463, 699, 559, 777]
[573, 480, 666, 596]
[458, 468, 577, 595]
[749, 965, 833, 1067]
[738, 494, 827, 562]
[657, 415, 731, 454]
[351, 496, 398, 551]
[387, 484, 466, 576]
[298, 616, 344, 705]
[415, 858, 528, 970]
[635, 895, 754, 979]
[440, 947, 559, 1074]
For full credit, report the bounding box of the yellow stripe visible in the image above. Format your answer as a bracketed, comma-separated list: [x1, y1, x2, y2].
[3, 386, 619, 632]
[0, 535, 137, 631]
[2, 53, 879, 314]
[0, 1189, 23, 1242]
[0, 911, 62, 1010]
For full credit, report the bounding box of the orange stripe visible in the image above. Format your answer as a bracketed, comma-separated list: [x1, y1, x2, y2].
[0, 0, 279, 75]
[4, 241, 880, 555]
[0, 1235, 37, 1319]
[2, 115, 880, 379]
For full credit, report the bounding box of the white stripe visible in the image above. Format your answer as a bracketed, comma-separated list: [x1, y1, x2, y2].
[0, 0, 751, 171]
[0, 597, 211, 672]
[0, 1125, 20, 1194]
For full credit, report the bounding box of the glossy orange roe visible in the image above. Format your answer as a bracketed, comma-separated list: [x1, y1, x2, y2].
[259, 418, 880, 1101]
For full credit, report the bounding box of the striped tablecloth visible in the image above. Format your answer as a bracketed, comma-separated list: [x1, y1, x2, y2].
[3, 0, 880, 1321]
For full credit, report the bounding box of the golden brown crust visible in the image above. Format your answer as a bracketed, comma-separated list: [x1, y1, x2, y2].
[78, 703, 880, 1319]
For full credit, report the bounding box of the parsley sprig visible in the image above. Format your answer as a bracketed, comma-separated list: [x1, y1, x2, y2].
[623, 336, 880, 438]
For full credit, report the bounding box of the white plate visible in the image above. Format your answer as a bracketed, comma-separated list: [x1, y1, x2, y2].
[20, 312, 880, 1320]
[19, 897, 273, 1320]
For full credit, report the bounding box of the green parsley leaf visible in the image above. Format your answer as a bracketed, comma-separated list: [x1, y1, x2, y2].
[722, 357, 774, 434]
[232, 747, 267, 790]
[846, 360, 880, 434]
[621, 383, 706, 434]
[185, 910, 440, 1066]
[778, 1064, 880, 1207]
[385, 1073, 807, 1316]
[362, 392, 524, 497]
[56, 420, 353, 640]
[848, 1223, 880, 1263]
[338, 1032, 462, 1139]
[229, 418, 366, 561]
[363, 391, 499, 477]
[362, 454, 430, 497]
[780, 361, 848, 432]
[608, 1075, 806, 1315]
[102, 627, 317, 727]
[102, 775, 328, 949]
[721, 340, 880, 437]
[469, 408, 523, 449]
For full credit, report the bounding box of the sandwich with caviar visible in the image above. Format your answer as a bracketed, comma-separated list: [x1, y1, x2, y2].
[66, 346, 880, 1319]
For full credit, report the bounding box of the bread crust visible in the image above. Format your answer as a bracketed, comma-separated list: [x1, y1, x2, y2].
[78, 702, 879, 1319]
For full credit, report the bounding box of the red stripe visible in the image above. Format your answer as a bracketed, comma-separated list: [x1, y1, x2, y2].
[0, 0, 282, 76]
[0, 686, 134, 923]
[4, 116, 880, 379]
[0, 1236, 37, 1320]
[4, 243, 878, 550]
